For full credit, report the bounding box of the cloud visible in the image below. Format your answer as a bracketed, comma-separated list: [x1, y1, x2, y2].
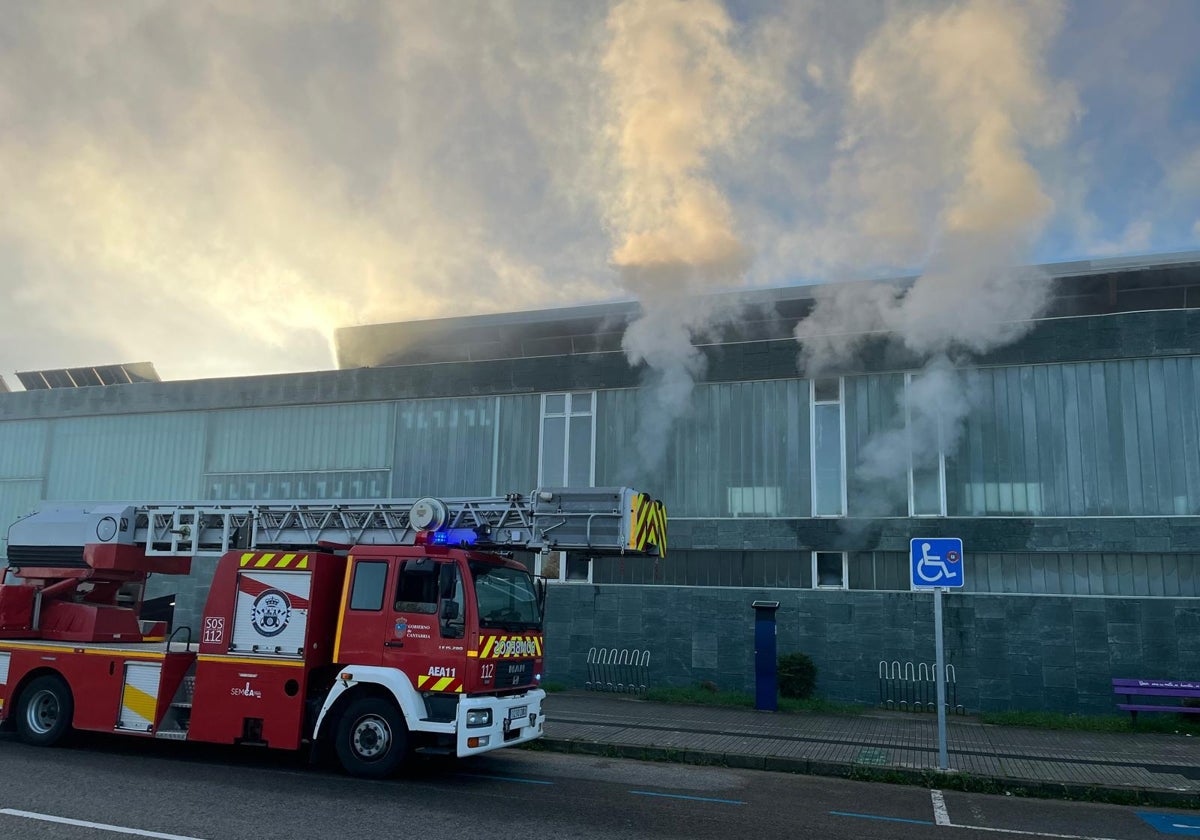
[0, 1, 616, 381]
[1088, 220, 1155, 257]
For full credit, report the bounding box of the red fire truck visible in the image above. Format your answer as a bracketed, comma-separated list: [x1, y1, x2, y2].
[0, 487, 666, 777]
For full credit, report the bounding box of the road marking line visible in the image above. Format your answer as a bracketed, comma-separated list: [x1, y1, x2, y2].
[830, 811, 934, 826]
[0, 809, 205, 840]
[631, 791, 745, 805]
[831, 809, 1125, 840]
[456, 773, 554, 785]
[941, 826, 1123, 840]
[931, 789, 951, 826]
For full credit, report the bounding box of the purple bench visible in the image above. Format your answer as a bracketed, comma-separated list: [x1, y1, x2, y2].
[1113, 679, 1200, 723]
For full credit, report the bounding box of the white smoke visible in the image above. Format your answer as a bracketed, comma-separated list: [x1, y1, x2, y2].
[796, 0, 1078, 512]
[600, 0, 767, 474]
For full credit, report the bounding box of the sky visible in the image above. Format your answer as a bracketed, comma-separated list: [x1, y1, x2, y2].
[0, 0, 1197, 386]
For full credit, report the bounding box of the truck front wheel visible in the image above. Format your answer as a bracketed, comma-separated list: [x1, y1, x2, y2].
[16, 674, 74, 747]
[334, 696, 408, 778]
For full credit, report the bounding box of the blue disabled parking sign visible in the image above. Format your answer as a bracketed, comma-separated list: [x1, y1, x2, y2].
[911, 538, 965, 588]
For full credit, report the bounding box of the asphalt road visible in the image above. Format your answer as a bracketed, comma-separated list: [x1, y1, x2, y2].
[0, 733, 1194, 840]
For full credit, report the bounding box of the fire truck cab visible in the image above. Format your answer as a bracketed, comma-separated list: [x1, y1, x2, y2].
[0, 488, 666, 778]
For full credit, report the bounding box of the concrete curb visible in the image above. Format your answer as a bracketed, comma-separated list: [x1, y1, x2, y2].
[533, 736, 1200, 810]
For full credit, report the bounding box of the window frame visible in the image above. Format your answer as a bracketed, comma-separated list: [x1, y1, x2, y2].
[533, 550, 593, 585]
[906, 372, 948, 517]
[348, 560, 389, 611]
[811, 551, 849, 590]
[810, 378, 847, 517]
[538, 391, 597, 487]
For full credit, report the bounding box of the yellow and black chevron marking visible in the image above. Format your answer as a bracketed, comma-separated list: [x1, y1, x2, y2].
[239, 552, 310, 570]
[467, 635, 543, 659]
[629, 493, 668, 557]
[416, 675, 463, 693]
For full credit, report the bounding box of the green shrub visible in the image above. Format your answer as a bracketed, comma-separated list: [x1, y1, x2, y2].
[778, 652, 817, 699]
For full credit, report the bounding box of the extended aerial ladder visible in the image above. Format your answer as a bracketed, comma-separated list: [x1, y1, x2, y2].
[1, 487, 668, 641]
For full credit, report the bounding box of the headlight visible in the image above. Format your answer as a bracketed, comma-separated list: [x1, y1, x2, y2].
[466, 709, 492, 727]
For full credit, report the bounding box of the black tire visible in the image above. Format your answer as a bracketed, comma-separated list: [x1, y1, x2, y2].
[15, 674, 74, 747]
[334, 695, 408, 779]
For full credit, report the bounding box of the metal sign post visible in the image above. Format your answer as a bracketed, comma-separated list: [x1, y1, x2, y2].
[933, 586, 948, 770]
[910, 537, 964, 772]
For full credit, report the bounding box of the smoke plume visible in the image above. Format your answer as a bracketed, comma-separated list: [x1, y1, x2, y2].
[796, 0, 1078, 513]
[601, 0, 762, 474]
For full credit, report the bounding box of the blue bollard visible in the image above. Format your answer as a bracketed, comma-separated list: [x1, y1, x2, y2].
[752, 600, 780, 711]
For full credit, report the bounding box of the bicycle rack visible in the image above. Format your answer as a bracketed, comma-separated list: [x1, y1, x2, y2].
[878, 659, 965, 714]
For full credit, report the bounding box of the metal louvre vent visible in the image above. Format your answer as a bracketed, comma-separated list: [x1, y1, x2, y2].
[6, 545, 87, 568]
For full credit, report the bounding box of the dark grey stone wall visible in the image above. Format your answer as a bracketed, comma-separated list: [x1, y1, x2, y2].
[542, 584, 1200, 714]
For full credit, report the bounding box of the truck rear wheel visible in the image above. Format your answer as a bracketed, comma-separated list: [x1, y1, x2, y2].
[334, 696, 408, 778]
[16, 674, 74, 747]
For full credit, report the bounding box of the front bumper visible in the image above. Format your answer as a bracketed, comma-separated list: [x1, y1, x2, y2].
[455, 688, 546, 757]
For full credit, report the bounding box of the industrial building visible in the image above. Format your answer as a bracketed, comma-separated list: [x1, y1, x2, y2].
[2, 252, 1198, 713]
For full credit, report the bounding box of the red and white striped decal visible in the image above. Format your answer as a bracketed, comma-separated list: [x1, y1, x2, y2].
[236, 573, 311, 610]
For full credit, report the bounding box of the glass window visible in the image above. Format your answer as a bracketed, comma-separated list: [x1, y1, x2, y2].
[540, 415, 566, 485]
[532, 550, 592, 584]
[394, 560, 438, 614]
[471, 560, 542, 630]
[565, 554, 592, 582]
[912, 466, 942, 515]
[540, 392, 595, 487]
[438, 564, 466, 639]
[568, 417, 593, 485]
[906, 372, 946, 516]
[814, 378, 840, 403]
[813, 552, 847, 589]
[813, 403, 844, 516]
[349, 561, 388, 611]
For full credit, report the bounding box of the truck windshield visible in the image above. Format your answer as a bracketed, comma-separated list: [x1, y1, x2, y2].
[470, 562, 542, 632]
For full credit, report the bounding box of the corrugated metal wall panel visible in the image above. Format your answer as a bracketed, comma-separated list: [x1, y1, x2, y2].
[594, 388, 642, 487]
[496, 394, 540, 494]
[46, 414, 207, 500]
[0, 480, 44, 562]
[206, 403, 394, 473]
[948, 358, 1200, 516]
[392, 397, 494, 497]
[957, 552, 1200, 597]
[597, 381, 809, 518]
[844, 373, 906, 517]
[0, 421, 48, 478]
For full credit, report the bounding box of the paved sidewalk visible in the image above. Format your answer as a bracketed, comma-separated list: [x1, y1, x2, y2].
[540, 692, 1200, 805]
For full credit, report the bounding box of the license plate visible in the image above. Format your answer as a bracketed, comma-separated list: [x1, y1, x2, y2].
[508, 705, 527, 721]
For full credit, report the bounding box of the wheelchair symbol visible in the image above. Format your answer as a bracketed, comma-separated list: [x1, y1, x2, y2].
[916, 542, 955, 583]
